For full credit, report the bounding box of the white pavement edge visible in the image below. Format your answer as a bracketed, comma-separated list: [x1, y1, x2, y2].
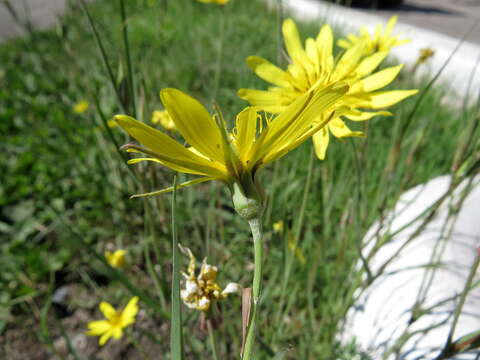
[278, 0, 480, 104]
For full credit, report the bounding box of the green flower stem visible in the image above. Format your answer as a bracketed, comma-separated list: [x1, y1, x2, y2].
[207, 319, 219, 360]
[242, 217, 263, 360]
[439, 249, 480, 358]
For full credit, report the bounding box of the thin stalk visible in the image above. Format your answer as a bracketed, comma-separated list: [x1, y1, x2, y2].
[79, 0, 125, 112]
[207, 319, 219, 360]
[242, 217, 263, 360]
[442, 250, 480, 354]
[212, 7, 226, 101]
[275, 146, 315, 336]
[143, 199, 167, 309]
[170, 175, 184, 360]
[119, 0, 137, 116]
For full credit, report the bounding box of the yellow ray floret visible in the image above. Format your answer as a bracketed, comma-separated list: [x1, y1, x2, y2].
[105, 249, 127, 268]
[196, 0, 230, 5]
[86, 297, 139, 346]
[239, 17, 417, 160]
[338, 15, 410, 56]
[151, 109, 176, 131]
[115, 84, 348, 197]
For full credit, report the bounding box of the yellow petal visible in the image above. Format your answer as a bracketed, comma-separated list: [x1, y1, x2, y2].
[305, 38, 319, 71]
[366, 89, 418, 108]
[86, 320, 111, 336]
[282, 18, 308, 66]
[99, 302, 117, 320]
[237, 88, 286, 112]
[337, 39, 351, 49]
[99, 330, 113, 346]
[316, 24, 334, 71]
[246, 56, 292, 88]
[160, 88, 225, 163]
[121, 296, 139, 325]
[115, 116, 227, 178]
[350, 64, 403, 93]
[329, 118, 364, 138]
[252, 82, 348, 167]
[234, 107, 258, 163]
[112, 327, 123, 339]
[333, 43, 365, 81]
[312, 127, 330, 160]
[265, 105, 350, 164]
[355, 51, 388, 78]
[345, 110, 392, 121]
[130, 177, 214, 198]
[385, 15, 398, 37]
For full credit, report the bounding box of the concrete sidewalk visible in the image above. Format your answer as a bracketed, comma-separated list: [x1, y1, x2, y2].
[362, 0, 480, 46]
[0, 0, 68, 40]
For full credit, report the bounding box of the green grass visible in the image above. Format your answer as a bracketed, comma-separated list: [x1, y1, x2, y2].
[1, 0, 478, 359]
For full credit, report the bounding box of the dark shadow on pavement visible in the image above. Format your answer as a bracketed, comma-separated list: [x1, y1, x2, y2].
[394, 3, 463, 16]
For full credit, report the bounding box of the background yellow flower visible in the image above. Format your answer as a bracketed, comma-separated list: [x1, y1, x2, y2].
[105, 249, 127, 268]
[73, 100, 89, 114]
[239, 18, 417, 160]
[86, 297, 139, 346]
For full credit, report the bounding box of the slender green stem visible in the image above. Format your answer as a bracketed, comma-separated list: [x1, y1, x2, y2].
[275, 147, 315, 337]
[143, 199, 167, 309]
[79, 0, 125, 112]
[207, 319, 219, 360]
[444, 250, 480, 348]
[242, 217, 263, 360]
[170, 176, 184, 360]
[119, 0, 137, 116]
[212, 7, 226, 101]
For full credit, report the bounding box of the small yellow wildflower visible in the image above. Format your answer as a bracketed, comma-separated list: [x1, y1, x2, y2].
[287, 233, 306, 265]
[86, 296, 139, 346]
[414, 47, 435, 67]
[114, 84, 348, 200]
[338, 16, 410, 56]
[73, 100, 89, 114]
[273, 220, 284, 233]
[179, 244, 240, 311]
[239, 18, 417, 160]
[196, 0, 230, 4]
[105, 249, 127, 268]
[151, 110, 176, 131]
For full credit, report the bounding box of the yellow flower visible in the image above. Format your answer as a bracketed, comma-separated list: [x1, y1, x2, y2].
[287, 233, 306, 265]
[273, 220, 284, 233]
[151, 110, 176, 131]
[179, 244, 240, 311]
[86, 297, 139, 346]
[73, 100, 89, 114]
[105, 249, 127, 268]
[239, 18, 417, 160]
[338, 16, 410, 56]
[196, 0, 230, 4]
[414, 47, 435, 67]
[114, 85, 348, 203]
